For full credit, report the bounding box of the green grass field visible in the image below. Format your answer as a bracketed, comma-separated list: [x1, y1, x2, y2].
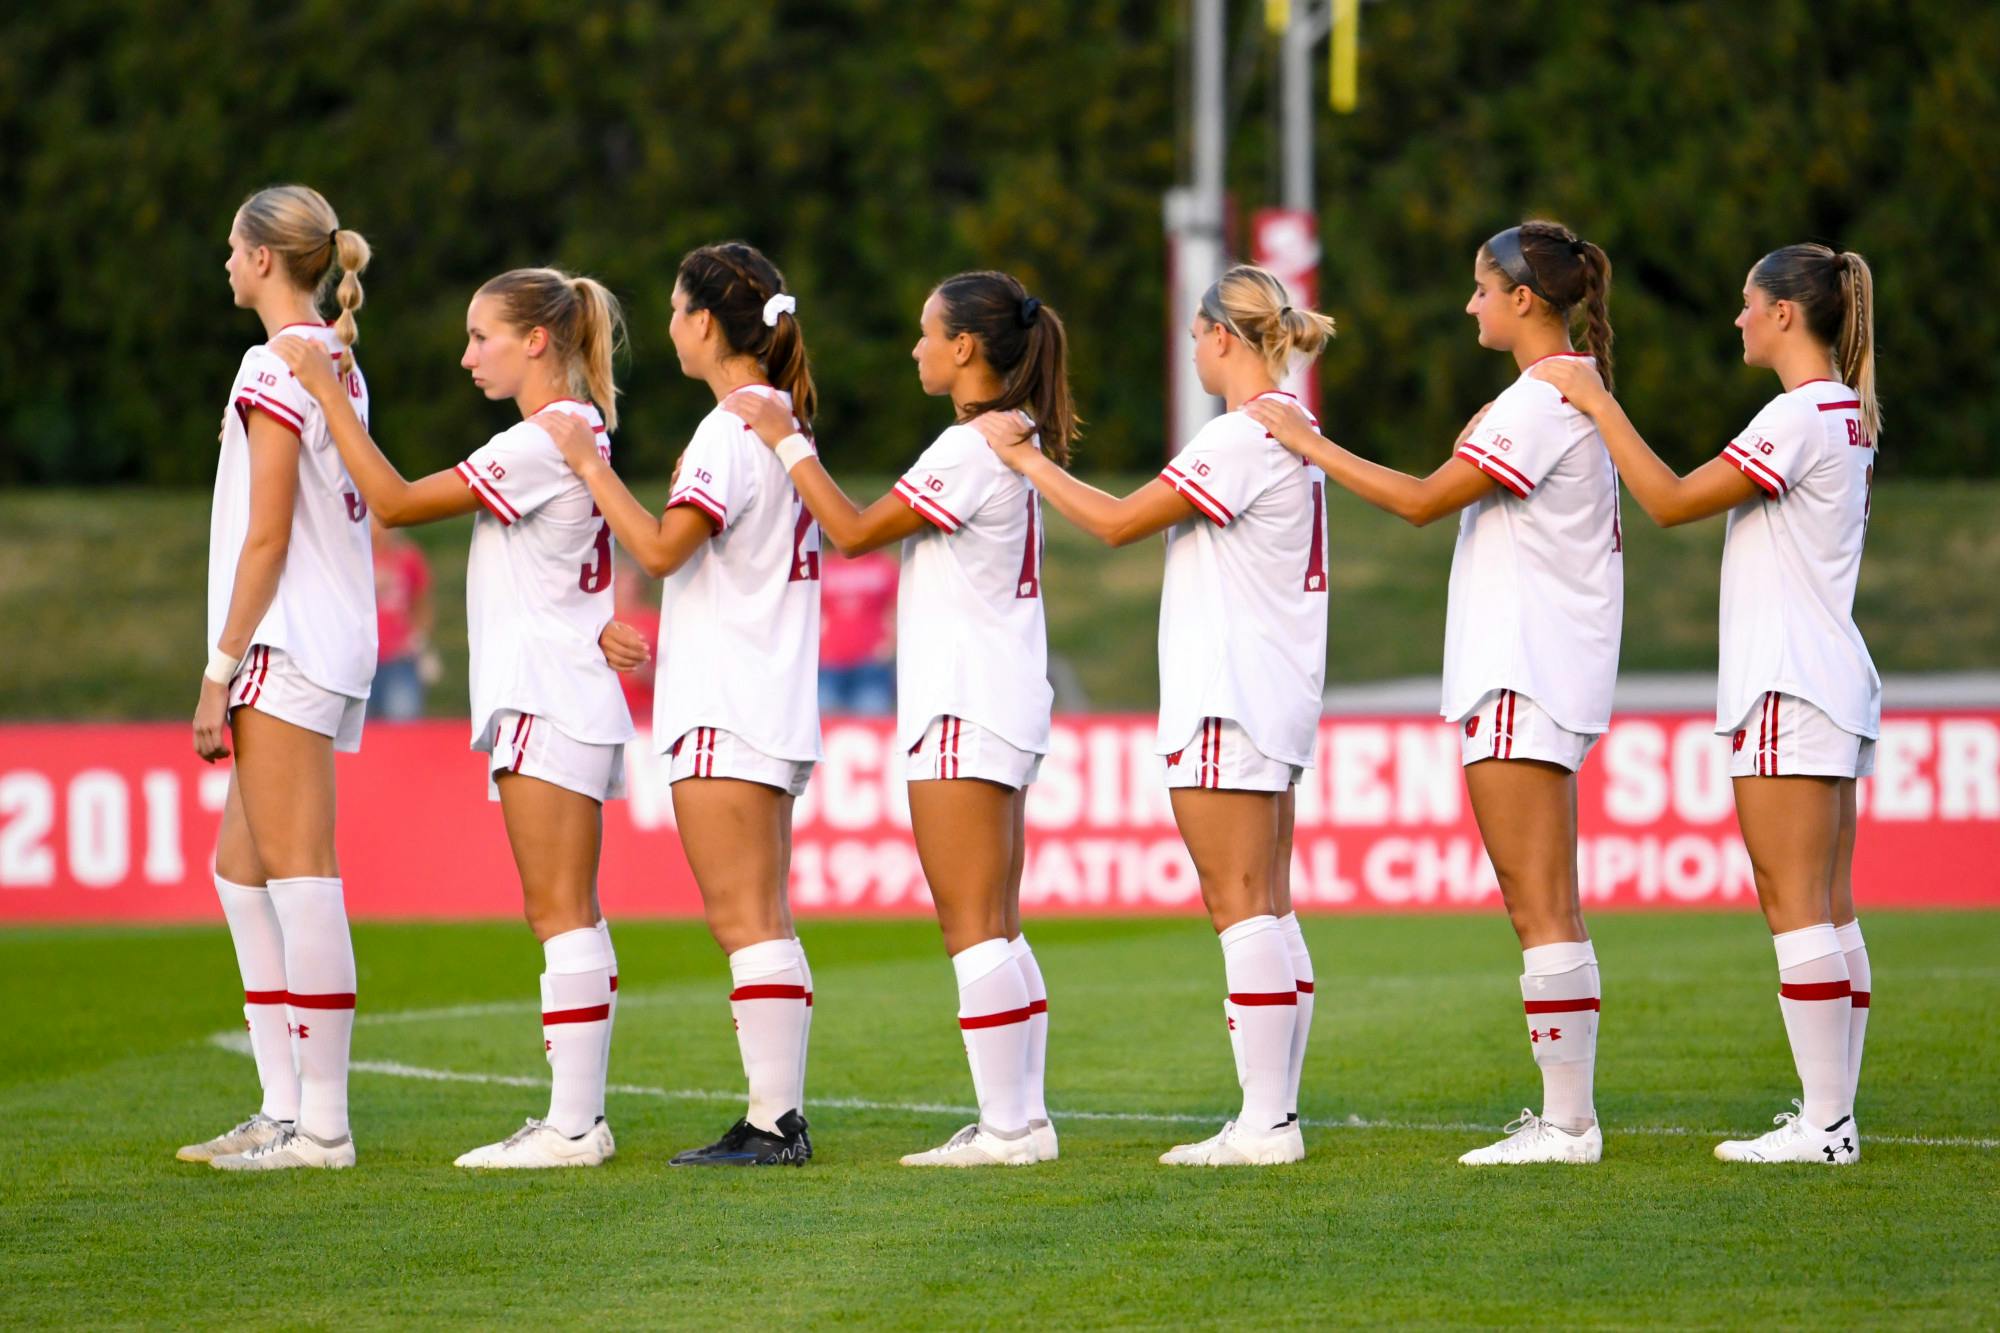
[3, 913, 1993, 1328]
[4, 478, 1997, 719]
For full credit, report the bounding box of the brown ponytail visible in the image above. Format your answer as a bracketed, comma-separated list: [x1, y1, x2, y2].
[934, 270, 1081, 466]
[1753, 243, 1881, 442]
[676, 242, 817, 431]
[1479, 219, 1615, 392]
[476, 267, 627, 431]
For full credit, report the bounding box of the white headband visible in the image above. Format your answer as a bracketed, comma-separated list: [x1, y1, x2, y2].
[762, 293, 797, 326]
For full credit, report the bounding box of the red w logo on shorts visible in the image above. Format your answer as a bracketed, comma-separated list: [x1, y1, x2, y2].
[1732, 729, 1747, 753]
[1465, 717, 1481, 739]
[1167, 748, 1185, 767]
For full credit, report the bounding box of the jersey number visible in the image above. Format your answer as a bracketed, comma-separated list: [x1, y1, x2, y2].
[789, 503, 821, 583]
[578, 504, 611, 593]
[1016, 493, 1043, 599]
[1302, 482, 1327, 592]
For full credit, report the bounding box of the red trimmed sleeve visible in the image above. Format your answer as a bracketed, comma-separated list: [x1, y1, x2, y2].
[455, 460, 520, 524]
[1159, 463, 1234, 525]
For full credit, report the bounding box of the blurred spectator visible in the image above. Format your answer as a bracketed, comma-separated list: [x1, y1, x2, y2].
[819, 549, 898, 715]
[370, 519, 436, 720]
[613, 552, 661, 726]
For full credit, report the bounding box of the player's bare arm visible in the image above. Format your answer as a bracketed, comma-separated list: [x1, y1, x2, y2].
[1530, 358, 1760, 527]
[267, 335, 479, 527]
[1245, 396, 1496, 528]
[721, 388, 926, 556]
[972, 411, 1191, 547]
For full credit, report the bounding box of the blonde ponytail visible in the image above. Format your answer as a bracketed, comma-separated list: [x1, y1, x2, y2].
[331, 229, 371, 349]
[1199, 264, 1336, 381]
[477, 267, 627, 431]
[236, 185, 369, 348]
[1838, 252, 1879, 443]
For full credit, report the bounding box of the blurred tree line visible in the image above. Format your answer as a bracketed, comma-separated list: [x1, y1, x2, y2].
[1, 0, 1993, 486]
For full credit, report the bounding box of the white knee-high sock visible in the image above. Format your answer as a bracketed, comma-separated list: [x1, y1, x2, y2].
[1520, 940, 1600, 1133]
[595, 917, 618, 1122]
[792, 937, 814, 1111]
[1009, 934, 1050, 1124]
[1774, 924, 1854, 1130]
[1219, 915, 1297, 1133]
[266, 876, 356, 1141]
[541, 927, 612, 1137]
[1278, 912, 1314, 1120]
[954, 938, 1032, 1136]
[728, 938, 810, 1133]
[216, 874, 298, 1123]
[1835, 919, 1870, 1111]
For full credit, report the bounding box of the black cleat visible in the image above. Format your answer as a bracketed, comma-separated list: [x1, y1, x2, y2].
[668, 1110, 810, 1167]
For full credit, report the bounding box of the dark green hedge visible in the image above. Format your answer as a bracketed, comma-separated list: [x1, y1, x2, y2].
[2, 1, 1992, 485]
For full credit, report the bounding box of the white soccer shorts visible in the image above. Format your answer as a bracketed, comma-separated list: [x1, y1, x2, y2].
[666, 726, 814, 797]
[228, 644, 365, 754]
[1163, 717, 1300, 793]
[1728, 691, 1876, 779]
[486, 709, 627, 802]
[905, 714, 1043, 789]
[1459, 688, 1599, 772]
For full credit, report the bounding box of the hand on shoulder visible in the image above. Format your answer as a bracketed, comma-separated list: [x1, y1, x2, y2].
[267, 335, 341, 401]
[534, 409, 602, 473]
[969, 410, 1039, 471]
[1528, 357, 1611, 415]
[721, 388, 800, 448]
[1242, 396, 1318, 455]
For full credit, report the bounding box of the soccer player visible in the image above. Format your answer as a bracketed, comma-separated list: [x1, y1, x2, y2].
[540, 243, 819, 1167]
[975, 265, 1334, 1166]
[1247, 221, 1621, 1165]
[724, 270, 1075, 1167]
[178, 185, 374, 1172]
[272, 268, 633, 1169]
[1529, 244, 1879, 1165]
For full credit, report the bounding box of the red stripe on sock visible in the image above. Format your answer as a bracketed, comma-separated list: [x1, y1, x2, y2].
[1850, 990, 1870, 1009]
[1295, 981, 1315, 994]
[1780, 980, 1853, 1001]
[1027, 998, 1048, 1015]
[730, 984, 809, 1002]
[608, 975, 619, 992]
[960, 1005, 1035, 1029]
[1227, 991, 1299, 1007]
[243, 989, 288, 1005]
[1522, 996, 1601, 1014]
[286, 992, 356, 1009]
[805, 990, 814, 1008]
[542, 1004, 612, 1025]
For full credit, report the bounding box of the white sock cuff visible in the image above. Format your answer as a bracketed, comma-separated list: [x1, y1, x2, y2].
[1218, 914, 1280, 952]
[952, 937, 1017, 989]
[1522, 940, 1596, 976]
[544, 927, 612, 975]
[1773, 923, 1844, 971]
[1277, 911, 1304, 941]
[267, 874, 342, 897]
[729, 938, 802, 984]
[1833, 919, 1865, 953]
[214, 872, 266, 895]
[1007, 933, 1035, 961]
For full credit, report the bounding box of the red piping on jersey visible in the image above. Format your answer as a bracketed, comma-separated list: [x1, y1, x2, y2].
[1456, 443, 1533, 498]
[237, 394, 304, 438]
[1816, 400, 1863, 412]
[893, 479, 961, 533]
[1522, 352, 1594, 370]
[1161, 465, 1234, 525]
[667, 490, 727, 530]
[1722, 445, 1786, 498]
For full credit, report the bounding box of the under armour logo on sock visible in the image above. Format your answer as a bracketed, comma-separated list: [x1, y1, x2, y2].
[544, 1039, 553, 1053]
[1529, 1027, 1562, 1043]
[1226, 1016, 1237, 1031]
[288, 1023, 310, 1040]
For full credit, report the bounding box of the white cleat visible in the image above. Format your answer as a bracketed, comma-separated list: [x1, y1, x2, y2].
[211, 1124, 355, 1171]
[1715, 1101, 1858, 1164]
[1028, 1118, 1059, 1163]
[900, 1122, 1039, 1167]
[1160, 1119, 1305, 1166]
[455, 1118, 614, 1169]
[177, 1112, 289, 1163]
[1458, 1110, 1602, 1165]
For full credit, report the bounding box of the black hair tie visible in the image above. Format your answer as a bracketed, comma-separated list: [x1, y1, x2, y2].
[1018, 296, 1041, 327]
[1570, 240, 1586, 258]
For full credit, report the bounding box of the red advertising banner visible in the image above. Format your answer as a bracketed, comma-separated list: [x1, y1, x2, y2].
[2, 713, 1996, 922]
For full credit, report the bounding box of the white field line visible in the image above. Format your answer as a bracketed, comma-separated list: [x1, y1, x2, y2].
[205, 1026, 2000, 1152]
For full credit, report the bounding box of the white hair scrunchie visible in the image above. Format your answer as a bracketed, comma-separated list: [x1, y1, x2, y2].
[761, 293, 797, 327]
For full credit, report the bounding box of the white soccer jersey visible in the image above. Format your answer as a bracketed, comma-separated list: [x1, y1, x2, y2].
[1443, 354, 1624, 733]
[1155, 391, 1330, 768]
[1715, 379, 1881, 738]
[456, 399, 634, 749]
[654, 387, 823, 763]
[892, 424, 1053, 755]
[207, 321, 377, 700]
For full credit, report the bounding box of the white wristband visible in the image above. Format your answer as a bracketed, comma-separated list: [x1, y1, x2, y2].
[774, 433, 816, 472]
[203, 646, 243, 686]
